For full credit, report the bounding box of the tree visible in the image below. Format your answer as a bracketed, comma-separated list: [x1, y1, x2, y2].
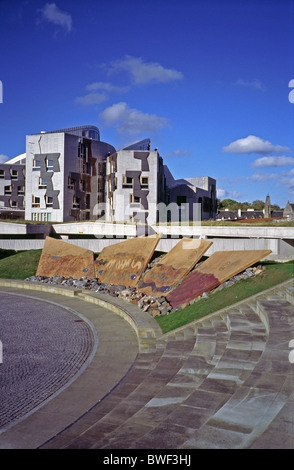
[219, 199, 240, 210]
[252, 200, 265, 210]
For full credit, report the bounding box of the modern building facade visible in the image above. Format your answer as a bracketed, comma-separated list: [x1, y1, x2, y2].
[164, 169, 217, 221]
[0, 125, 217, 224]
[105, 143, 166, 226]
[0, 162, 25, 217]
[24, 126, 115, 222]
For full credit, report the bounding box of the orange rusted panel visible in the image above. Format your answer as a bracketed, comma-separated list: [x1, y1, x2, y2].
[138, 238, 213, 295]
[167, 249, 272, 309]
[36, 236, 95, 278]
[95, 234, 161, 287]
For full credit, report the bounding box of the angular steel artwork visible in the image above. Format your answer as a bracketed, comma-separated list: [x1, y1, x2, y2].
[138, 238, 213, 295]
[36, 236, 95, 278]
[167, 249, 272, 308]
[95, 234, 161, 287]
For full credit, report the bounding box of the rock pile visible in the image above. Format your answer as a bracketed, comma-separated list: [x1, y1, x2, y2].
[25, 264, 265, 317]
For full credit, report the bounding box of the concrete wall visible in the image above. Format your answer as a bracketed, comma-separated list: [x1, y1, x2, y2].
[0, 236, 292, 261]
[0, 222, 293, 261]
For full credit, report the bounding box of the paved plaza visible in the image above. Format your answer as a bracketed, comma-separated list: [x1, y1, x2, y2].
[0, 279, 293, 449]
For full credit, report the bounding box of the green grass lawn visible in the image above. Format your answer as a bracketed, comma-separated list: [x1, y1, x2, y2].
[0, 249, 293, 335]
[0, 249, 42, 280]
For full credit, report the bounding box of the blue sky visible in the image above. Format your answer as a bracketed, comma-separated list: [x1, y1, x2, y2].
[0, 0, 293, 208]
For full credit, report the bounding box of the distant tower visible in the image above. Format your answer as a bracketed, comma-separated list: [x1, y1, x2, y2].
[264, 194, 271, 218]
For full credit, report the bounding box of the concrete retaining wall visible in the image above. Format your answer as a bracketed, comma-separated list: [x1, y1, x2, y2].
[0, 221, 293, 260]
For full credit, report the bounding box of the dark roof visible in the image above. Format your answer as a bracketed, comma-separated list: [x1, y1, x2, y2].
[216, 211, 239, 219]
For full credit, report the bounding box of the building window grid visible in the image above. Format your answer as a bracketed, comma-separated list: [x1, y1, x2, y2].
[32, 212, 51, 222]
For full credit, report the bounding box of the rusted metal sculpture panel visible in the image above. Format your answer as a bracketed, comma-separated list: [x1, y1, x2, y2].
[36, 236, 96, 278]
[138, 238, 212, 295]
[167, 249, 272, 309]
[95, 234, 161, 287]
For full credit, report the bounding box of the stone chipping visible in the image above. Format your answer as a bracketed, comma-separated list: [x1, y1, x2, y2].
[25, 259, 265, 317]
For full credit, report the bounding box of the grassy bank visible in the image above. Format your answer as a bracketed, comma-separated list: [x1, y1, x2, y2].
[0, 249, 42, 279]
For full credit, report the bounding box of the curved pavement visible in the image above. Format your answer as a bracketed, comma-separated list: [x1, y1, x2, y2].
[0, 278, 293, 449]
[0, 292, 96, 431]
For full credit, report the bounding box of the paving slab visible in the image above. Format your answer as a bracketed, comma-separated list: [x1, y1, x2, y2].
[0, 278, 292, 449]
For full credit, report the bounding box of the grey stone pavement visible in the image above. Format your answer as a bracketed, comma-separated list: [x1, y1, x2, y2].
[0, 277, 293, 450]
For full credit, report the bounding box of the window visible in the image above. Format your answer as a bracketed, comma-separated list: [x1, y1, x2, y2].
[177, 196, 186, 206]
[32, 196, 40, 208]
[45, 196, 53, 207]
[73, 196, 80, 208]
[68, 176, 75, 190]
[10, 200, 18, 208]
[33, 159, 41, 170]
[32, 212, 52, 222]
[41, 212, 51, 222]
[98, 176, 104, 191]
[0, 170, 4, 179]
[17, 185, 25, 195]
[10, 169, 18, 180]
[46, 158, 54, 171]
[130, 194, 141, 205]
[38, 177, 47, 188]
[80, 179, 86, 191]
[122, 175, 133, 188]
[140, 176, 149, 188]
[4, 185, 12, 195]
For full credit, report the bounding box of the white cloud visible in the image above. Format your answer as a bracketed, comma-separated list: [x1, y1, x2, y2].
[249, 172, 278, 182]
[280, 170, 294, 196]
[108, 55, 184, 84]
[216, 188, 227, 199]
[85, 82, 129, 93]
[217, 187, 243, 200]
[100, 102, 168, 135]
[166, 149, 192, 158]
[0, 154, 9, 163]
[235, 79, 266, 91]
[75, 92, 108, 106]
[38, 3, 72, 33]
[253, 156, 294, 167]
[223, 135, 290, 154]
[76, 82, 129, 106]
